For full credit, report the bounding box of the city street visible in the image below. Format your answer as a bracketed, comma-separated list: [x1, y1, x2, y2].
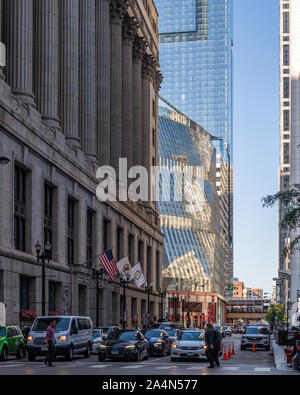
[0, 335, 298, 376]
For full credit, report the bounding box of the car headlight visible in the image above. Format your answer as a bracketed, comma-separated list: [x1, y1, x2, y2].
[125, 345, 136, 349]
[99, 344, 107, 349]
[27, 336, 33, 342]
[204, 345, 208, 350]
[58, 335, 68, 342]
[172, 344, 178, 349]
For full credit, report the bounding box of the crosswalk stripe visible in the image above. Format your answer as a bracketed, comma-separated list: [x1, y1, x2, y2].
[221, 367, 239, 371]
[254, 368, 271, 372]
[186, 366, 205, 370]
[89, 365, 112, 369]
[153, 366, 173, 370]
[0, 364, 25, 368]
[121, 365, 144, 369]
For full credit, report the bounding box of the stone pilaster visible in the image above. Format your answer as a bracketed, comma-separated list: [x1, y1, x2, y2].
[132, 37, 147, 167]
[60, 0, 80, 147]
[110, 0, 128, 170]
[79, 0, 96, 162]
[122, 16, 137, 170]
[96, 0, 110, 166]
[35, 0, 60, 130]
[0, 0, 4, 79]
[6, 0, 35, 105]
[141, 54, 156, 176]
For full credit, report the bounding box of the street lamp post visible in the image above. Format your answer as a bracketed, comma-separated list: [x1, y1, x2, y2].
[181, 296, 186, 327]
[158, 288, 167, 321]
[120, 271, 131, 330]
[172, 292, 179, 323]
[145, 282, 153, 328]
[92, 268, 104, 328]
[35, 240, 51, 316]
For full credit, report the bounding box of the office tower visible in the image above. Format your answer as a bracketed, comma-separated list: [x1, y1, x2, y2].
[158, 98, 227, 325]
[155, 0, 233, 157]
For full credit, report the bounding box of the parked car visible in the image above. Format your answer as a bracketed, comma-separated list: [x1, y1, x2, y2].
[26, 315, 93, 361]
[98, 326, 120, 336]
[0, 326, 26, 361]
[98, 330, 149, 362]
[92, 328, 107, 354]
[221, 326, 232, 337]
[240, 326, 270, 351]
[170, 330, 207, 362]
[142, 329, 171, 357]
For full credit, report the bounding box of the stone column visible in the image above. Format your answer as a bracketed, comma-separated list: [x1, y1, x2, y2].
[0, 0, 4, 79]
[132, 37, 146, 167]
[79, 0, 96, 161]
[122, 16, 137, 170]
[96, 0, 110, 166]
[60, 0, 80, 147]
[35, 0, 60, 130]
[110, 0, 127, 171]
[6, 0, 35, 105]
[141, 54, 155, 179]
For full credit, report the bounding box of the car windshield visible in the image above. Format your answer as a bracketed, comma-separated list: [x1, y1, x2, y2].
[0, 327, 6, 337]
[107, 331, 137, 341]
[93, 331, 101, 340]
[166, 330, 176, 336]
[177, 332, 203, 341]
[246, 327, 268, 335]
[32, 318, 70, 332]
[145, 330, 162, 338]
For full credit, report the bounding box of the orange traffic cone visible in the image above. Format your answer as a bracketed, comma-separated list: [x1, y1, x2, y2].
[228, 343, 232, 358]
[222, 344, 228, 360]
[252, 342, 256, 352]
[232, 343, 235, 355]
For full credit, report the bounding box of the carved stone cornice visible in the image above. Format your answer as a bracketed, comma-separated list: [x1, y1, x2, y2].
[122, 15, 138, 44]
[132, 36, 147, 62]
[142, 54, 156, 81]
[154, 70, 163, 92]
[110, 0, 128, 25]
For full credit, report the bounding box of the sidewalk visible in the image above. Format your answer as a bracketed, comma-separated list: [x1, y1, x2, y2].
[271, 338, 291, 372]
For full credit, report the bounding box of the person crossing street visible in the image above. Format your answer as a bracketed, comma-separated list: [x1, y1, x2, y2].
[205, 323, 222, 368]
[44, 319, 56, 367]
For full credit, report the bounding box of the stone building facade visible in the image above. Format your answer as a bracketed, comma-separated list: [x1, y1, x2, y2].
[0, 0, 164, 327]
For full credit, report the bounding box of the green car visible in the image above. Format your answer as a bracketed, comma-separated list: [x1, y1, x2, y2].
[0, 326, 26, 361]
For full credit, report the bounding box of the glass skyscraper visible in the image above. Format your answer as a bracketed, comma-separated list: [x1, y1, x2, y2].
[155, 0, 233, 157]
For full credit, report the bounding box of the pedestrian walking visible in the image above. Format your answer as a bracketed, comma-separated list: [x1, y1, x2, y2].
[290, 327, 300, 365]
[44, 319, 56, 367]
[205, 323, 222, 368]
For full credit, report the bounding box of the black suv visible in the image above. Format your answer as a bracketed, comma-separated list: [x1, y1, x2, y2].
[241, 326, 270, 351]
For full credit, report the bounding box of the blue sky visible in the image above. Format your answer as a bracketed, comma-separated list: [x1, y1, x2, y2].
[233, 0, 279, 293]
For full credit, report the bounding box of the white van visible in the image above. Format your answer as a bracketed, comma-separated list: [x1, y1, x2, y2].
[26, 316, 93, 361]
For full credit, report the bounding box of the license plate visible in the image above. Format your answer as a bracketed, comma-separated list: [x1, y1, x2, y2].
[188, 352, 195, 355]
[41, 346, 48, 352]
[112, 349, 119, 355]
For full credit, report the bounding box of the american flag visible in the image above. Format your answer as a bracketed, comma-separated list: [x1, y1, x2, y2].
[98, 249, 118, 280]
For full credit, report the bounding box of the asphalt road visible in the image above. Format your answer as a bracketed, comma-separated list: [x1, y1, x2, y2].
[0, 335, 299, 376]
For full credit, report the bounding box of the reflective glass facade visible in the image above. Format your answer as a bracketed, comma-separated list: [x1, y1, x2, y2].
[158, 103, 225, 294]
[156, 0, 233, 157]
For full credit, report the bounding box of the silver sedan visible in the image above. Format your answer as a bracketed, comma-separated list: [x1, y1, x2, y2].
[170, 330, 207, 361]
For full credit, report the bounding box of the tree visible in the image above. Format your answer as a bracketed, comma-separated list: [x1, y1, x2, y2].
[265, 304, 287, 327]
[262, 184, 300, 254]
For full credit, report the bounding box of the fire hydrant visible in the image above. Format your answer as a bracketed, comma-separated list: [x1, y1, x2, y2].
[284, 346, 293, 365]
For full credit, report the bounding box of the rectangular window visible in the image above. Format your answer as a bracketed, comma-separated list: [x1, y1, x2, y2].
[44, 183, 53, 259]
[48, 281, 57, 312]
[86, 209, 93, 268]
[283, 109, 290, 131]
[128, 234, 134, 264]
[152, 129, 155, 146]
[283, 142, 290, 165]
[139, 240, 144, 268]
[283, 77, 289, 99]
[117, 227, 123, 261]
[283, 12, 289, 34]
[147, 246, 152, 282]
[67, 198, 75, 265]
[153, 100, 156, 118]
[20, 276, 29, 310]
[103, 219, 111, 252]
[14, 165, 26, 251]
[283, 45, 289, 66]
[156, 250, 160, 290]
